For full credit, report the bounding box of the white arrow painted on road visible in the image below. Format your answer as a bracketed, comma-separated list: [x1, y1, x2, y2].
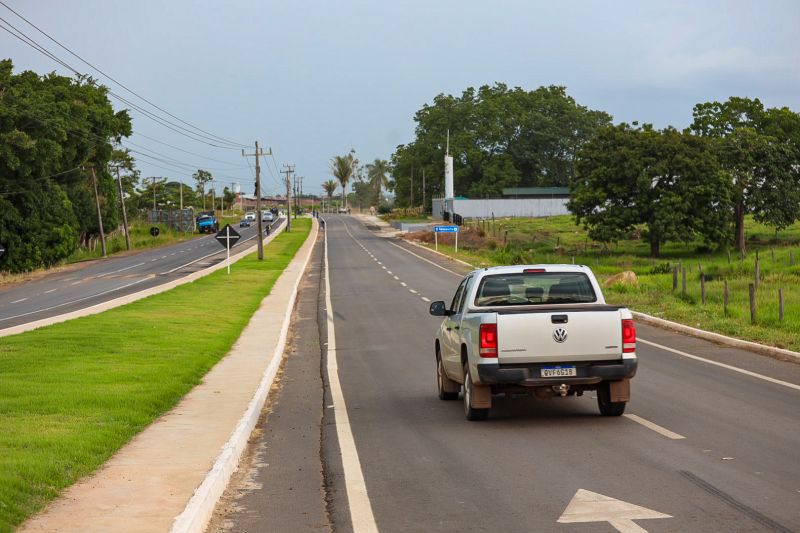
[558, 489, 671, 532]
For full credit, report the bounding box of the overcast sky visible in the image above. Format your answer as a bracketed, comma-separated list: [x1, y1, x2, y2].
[2, 0, 799, 198]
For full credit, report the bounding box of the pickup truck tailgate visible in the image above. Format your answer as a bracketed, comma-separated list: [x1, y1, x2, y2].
[497, 309, 623, 363]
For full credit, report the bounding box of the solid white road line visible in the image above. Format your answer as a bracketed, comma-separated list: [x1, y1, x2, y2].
[624, 414, 686, 440]
[387, 241, 462, 277]
[639, 338, 800, 391]
[94, 262, 146, 278]
[324, 221, 379, 532]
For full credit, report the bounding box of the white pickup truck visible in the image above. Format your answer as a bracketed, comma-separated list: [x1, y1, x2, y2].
[429, 265, 637, 420]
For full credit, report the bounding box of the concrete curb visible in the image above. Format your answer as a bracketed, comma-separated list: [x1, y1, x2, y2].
[170, 218, 319, 533]
[632, 311, 800, 362]
[0, 220, 287, 338]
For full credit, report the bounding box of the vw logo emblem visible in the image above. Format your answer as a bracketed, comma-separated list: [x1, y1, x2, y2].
[553, 328, 568, 343]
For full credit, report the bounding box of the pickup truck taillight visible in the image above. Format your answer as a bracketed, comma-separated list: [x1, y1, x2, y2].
[622, 319, 636, 353]
[479, 323, 498, 357]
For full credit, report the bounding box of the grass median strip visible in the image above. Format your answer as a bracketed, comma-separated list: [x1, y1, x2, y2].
[0, 218, 311, 533]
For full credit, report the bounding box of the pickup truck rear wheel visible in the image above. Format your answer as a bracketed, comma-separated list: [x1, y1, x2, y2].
[597, 382, 626, 416]
[463, 364, 489, 421]
[437, 352, 460, 401]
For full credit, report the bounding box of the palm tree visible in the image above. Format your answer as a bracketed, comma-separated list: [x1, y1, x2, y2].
[330, 154, 354, 208]
[366, 159, 391, 206]
[322, 179, 337, 211]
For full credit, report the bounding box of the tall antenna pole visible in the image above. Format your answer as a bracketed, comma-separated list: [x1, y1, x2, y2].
[281, 164, 295, 231]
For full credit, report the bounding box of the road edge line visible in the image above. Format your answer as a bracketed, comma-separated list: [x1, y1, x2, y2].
[633, 311, 800, 362]
[623, 414, 686, 440]
[169, 218, 319, 533]
[323, 219, 379, 533]
[638, 338, 800, 391]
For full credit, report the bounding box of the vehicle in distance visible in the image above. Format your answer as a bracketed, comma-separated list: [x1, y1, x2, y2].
[245, 211, 256, 221]
[239, 218, 252, 228]
[262, 211, 274, 222]
[429, 265, 637, 421]
[196, 211, 219, 234]
[338, 207, 348, 214]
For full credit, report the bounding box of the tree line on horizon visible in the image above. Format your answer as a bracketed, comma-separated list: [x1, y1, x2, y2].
[391, 84, 800, 256]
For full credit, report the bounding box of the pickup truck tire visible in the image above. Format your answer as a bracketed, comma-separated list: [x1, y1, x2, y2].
[463, 364, 489, 421]
[436, 351, 459, 401]
[597, 382, 626, 416]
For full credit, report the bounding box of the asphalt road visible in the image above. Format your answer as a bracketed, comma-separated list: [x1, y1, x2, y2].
[214, 214, 800, 532]
[0, 218, 283, 329]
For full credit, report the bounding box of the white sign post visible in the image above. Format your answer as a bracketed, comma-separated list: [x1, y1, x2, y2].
[214, 225, 241, 275]
[434, 225, 459, 253]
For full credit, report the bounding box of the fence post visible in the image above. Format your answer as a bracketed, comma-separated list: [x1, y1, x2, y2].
[779, 288, 784, 322]
[749, 283, 756, 324]
[727, 250, 731, 264]
[672, 266, 678, 292]
[701, 273, 706, 304]
[504, 230, 508, 245]
[771, 248, 775, 261]
[682, 267, 687, 296]
[755, 257, 760, 290]
[723, 280, 729, 316]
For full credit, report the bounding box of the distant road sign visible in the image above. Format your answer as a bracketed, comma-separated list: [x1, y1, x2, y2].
[434, 225, 459, 233]
[149, 226, 160, 237]
[215, 225, 241, 250]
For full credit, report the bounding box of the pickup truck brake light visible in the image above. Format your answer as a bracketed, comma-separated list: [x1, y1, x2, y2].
[479, 323, 498, 357]
[622, 319, 636, 353]
[523, 268, 545, 273]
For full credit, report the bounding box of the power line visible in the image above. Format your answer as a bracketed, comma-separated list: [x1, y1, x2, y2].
[0, 1, 249, 149]
[0, 15, 246, 150]
[0, 166, 83, 196]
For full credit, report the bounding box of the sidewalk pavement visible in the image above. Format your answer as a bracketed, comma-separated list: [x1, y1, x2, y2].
[18, 219, 319, 533]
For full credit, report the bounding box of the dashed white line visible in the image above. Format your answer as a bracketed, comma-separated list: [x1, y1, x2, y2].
[400, 282, 407, 287]
[393, 276, 399, 280]
[639, 338, 800, 391]
[421, 296, 431, 302]
[381, 266, 387, 270]
[44, 288, 57, 294]
[623, 414, 686, 440]
[10, 297, 28, 303]
[409, 289, 418, 294]
[387, 271, 392, 275]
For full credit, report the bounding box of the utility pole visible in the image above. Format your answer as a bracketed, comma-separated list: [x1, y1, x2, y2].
[410, 166, 414, 207]
[152, 176, 157, 212]
[299, 176, 303, 213]
[89, 166, 108, 257]
[242, 141, 272, 260]
[211, 181, 216, 213]
[111, 165, 131, 251]
[281, 164, 295, 231]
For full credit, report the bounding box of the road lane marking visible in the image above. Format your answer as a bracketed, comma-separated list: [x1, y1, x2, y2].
[0, 277, 152, 323]
[387, 241, 462, 277]
[421, 296, 430, 302]
[393, 276, 399, 280]
[409, 289, 418, 294]
[381, 266, 386, 270]
[558, 489, 671, 532]
[639, 338, 800, 391]
[400, 282, 407, 287]
[323, 219, 379, 532]
[10, 298, 28, 303]
[387, 271, 392, 275]
[624, 414, 685, 440]
[95, 262, 146, 278]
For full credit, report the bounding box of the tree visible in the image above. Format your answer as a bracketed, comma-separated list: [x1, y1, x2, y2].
[322, 179, 337, 209]
[366, 158, 391, 206]
[0, 60, 131, 272]
[569, 124, 731, 257]
[691, 97, 800, 253]
[192, 169, 213, 210]
[391, 84, 611, 206]
[330, 154, 354, 207]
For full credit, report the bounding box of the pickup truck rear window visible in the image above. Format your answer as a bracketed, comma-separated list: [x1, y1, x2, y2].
[473, 272, 597, 306]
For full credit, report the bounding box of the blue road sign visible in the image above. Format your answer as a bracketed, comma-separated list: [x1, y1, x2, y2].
[434, 225, 459, 233]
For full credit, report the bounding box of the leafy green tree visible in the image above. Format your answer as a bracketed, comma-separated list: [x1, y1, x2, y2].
[330, 154, 354, 207]
[691, 97, 800, 253]
[570, 124, 731, 257]
[322, 179, 337, 200]
[192, 169, 213, 210]
[366, 158, 391, 206]
[391, 84, 611, 206]
[0, 60, 131, 272]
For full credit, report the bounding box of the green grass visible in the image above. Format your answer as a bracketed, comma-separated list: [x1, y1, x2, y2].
[411, 215, 800, 351]
[0, 219, 311, 532]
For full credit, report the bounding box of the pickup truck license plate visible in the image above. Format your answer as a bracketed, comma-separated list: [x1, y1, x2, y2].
[541, 366, 576, 377]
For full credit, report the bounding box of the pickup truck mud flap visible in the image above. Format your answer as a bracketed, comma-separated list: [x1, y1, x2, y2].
[609, 378, 631, 402]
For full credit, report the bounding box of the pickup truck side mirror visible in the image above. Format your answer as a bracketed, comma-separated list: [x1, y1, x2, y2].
[429, 301, 450, 316]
